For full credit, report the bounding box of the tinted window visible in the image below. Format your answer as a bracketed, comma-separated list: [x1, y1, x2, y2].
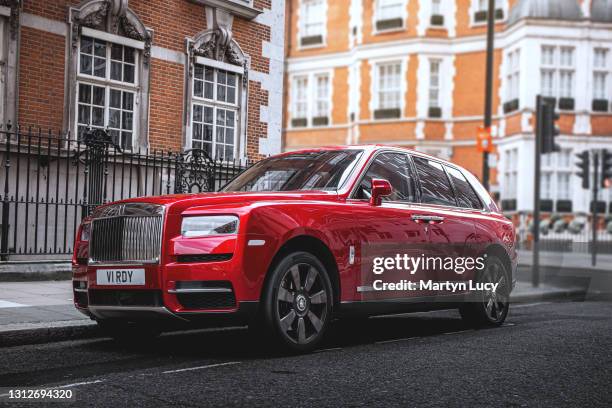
[445, 166, 482, 209]
[463, 170, 499, 212]
[355, 153, 416, 202]
[223, 150, 362, 192]
[412, 156, 457, 207]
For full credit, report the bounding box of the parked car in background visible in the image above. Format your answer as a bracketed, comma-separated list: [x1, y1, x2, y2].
[73, 145, 517, 352]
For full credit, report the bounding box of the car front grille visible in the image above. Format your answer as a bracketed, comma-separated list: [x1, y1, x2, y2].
[89, 213, 163, 264]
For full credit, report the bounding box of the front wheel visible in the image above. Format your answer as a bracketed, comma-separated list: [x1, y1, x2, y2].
[259, 251, 333, 353]
[459, 255, 510, 327]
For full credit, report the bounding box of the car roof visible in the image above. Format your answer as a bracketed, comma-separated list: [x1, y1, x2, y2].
[281, 145, 455, 168]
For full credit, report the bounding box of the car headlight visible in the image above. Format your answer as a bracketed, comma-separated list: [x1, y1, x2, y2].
[181, 216, 239, 237]
[80, 222, 91, 242]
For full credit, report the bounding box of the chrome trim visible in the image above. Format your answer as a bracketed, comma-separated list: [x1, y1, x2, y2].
[88, 203, 165, 265]
[168, 288, 233, 294]
[88, 305, 189, 321]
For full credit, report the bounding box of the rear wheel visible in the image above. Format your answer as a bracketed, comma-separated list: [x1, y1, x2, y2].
[459, 255, 510, 327]
[258, 251, 333, 353]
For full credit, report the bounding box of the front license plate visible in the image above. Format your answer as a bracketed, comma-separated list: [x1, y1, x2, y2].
[96, 269, 145, 286]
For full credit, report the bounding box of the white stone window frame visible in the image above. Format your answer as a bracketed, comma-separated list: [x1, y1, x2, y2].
[67, 1, 153, 150]
[75, 31, 141, 150]
[416, 54, 453, 120]
[373, 0, 407, 34]
[298, 0, 327, 50]
[288, 70, 333, 128]
[593, 47, 610, 105]
[189, 62, 242, 160]
[504, 48, 521, 103]
[0, 2, 19, 128]
[540, 148, 573, 202]
[469, 0, 508, 27]
[371, 58, 406, 118]
[428, 58, 441, 108]
[540, 45, 576, 102]
[502, 147, 518, 200]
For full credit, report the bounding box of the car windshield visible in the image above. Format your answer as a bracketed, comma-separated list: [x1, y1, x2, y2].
[222, 150, 363, 192]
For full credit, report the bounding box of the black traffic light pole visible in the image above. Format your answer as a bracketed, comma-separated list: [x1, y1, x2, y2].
[592, 152, 599, 267]
[482, 0, 495, 191]
[532, 96, 544, 287]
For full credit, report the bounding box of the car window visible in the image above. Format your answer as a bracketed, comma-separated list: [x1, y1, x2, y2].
[412, 156, 457, 207]
[445, 165, 482, 209]
[354, 152, 416, 202]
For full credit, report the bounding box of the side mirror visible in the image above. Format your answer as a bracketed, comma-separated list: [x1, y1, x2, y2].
[370, 178, 393, 206]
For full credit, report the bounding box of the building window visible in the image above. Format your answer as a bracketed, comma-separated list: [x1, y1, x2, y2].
[474, 0, 504, 23]
[374, 62, 402, 119]
[430, 0, 444, 26]
[504, 49, 520, 113]
[503, 148, 518, 200]
[428, 59, 442, 118]
[540, 46, 575, 110]
[290, 72, 331, 128]
[300, 0, 326, 47]
[541, 149, 573, 209]
[593, 48, 610, 112]
[191, 65, 239, 159]
[76, 36, 138, 150]
[375, 0, 405, 31]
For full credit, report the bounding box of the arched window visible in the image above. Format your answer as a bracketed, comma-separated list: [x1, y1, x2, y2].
[185, 8, 249, 161]
[68, 0, 152, 150]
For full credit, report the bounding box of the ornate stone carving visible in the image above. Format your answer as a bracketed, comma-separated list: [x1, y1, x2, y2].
[119, 15, 144, 41]
[81, 1, 110, 30]
[193, 28, 244, 66]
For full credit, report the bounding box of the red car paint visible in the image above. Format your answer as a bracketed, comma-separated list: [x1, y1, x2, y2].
[72, 145, 517, 320]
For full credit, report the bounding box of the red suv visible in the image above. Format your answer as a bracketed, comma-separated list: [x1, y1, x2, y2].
[73, 146, 517, 352]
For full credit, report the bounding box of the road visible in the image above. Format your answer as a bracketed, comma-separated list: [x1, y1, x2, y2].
[1, 301, 611, 407]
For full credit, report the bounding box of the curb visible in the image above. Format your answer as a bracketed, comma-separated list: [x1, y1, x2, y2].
[510, 287, 587, 304]
[0, 320, 100, 348]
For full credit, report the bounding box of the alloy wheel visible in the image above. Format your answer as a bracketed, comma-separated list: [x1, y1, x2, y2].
[276, 262, 329, 345]
[481, 261, 509, 323]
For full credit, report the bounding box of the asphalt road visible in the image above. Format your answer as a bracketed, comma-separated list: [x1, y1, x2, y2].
[1, 301, 611, 407]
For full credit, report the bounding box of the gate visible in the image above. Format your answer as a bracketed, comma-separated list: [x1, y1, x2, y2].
[0, 126, 248, 261]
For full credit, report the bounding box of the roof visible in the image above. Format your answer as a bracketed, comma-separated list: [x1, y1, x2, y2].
[508, 0, 583, 25]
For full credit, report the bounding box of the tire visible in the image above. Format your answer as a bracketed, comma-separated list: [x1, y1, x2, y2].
[459, 255, 510, 328]
[257, 251, 333, 353]
[97, 320, 161, 344]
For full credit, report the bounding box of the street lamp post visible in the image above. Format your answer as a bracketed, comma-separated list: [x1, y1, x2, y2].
[482, 0, 495, 191]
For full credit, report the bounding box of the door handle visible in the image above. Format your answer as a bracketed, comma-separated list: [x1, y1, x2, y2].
[411, 215, 445, 224]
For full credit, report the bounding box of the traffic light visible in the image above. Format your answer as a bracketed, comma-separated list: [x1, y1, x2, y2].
[575, 151, 590, 190]
[541, 102, 561, 154]
[602, 149, 612, 188]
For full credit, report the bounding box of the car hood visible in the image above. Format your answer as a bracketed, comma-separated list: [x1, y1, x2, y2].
[113, 190, 341, 212]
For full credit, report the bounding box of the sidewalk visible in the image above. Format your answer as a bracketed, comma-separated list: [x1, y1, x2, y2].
[0, 279, 587, 347]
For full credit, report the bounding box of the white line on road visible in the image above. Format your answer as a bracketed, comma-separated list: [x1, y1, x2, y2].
[314, 347, 343, 353]
[162, 361, 240, 374]
[0, 300, 28, 308]
[512, 302, 552, 308]
[443, 329, 474, 335]
[376, 337, 416, 345]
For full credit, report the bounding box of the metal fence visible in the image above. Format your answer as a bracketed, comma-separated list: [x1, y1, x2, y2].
[516, 214, 612, 254]
[0, 126, 249, 261]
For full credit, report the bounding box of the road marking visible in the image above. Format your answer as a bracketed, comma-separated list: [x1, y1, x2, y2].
[314, 347, 343, 353]
[0, 380, 104, 397]
[444, 329, 474, 335]
[503, 323, 516, 327]
[512, 302, 551, 308]
[376, 337, 416, 344]
[0, 300, 27, 308]
[162, 361, 240, 374]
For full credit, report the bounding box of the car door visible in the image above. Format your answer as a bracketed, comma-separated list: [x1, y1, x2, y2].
[409, 156, 479, 297]
[348, 151, 434, 301]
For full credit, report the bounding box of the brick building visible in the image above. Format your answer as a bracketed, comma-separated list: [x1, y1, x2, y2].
[0, 0, 285, 161]
[283, 0, 612, 216]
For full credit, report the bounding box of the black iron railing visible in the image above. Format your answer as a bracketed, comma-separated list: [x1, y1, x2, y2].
[0, 125, 249, 261]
